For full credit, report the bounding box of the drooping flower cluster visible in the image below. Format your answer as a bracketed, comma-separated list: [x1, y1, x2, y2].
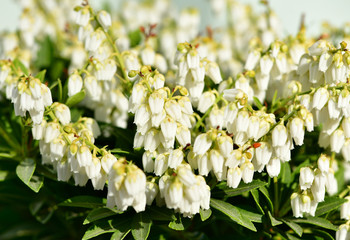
[291, 155, 337, 218]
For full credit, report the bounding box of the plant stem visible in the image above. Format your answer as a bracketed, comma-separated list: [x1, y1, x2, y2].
[273, 177, 279, 216]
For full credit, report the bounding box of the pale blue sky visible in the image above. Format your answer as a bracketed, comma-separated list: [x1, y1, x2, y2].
[0, 0, 349, 37]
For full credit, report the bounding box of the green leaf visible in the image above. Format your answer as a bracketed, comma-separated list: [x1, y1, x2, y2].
[259, 186, 273, 212]
[210, 199, 257, 232]
[131, 212, 152, 240]
[16, 158, 43, 193]
[315, 197, 347, 216]
[212, 180, 268, 198]
[312, 229, 335, 240]
[65, 90, 86, 107]
[0, 170, 9, 181]
[35, 70, 46, 82]
[280, 162, 292, 184]
[253, 97, 263, 109]
[83, 215, 132, 240]
[282, 219, 303, 237]
[237, 207, 263, 223]
[13, 58, 29, 75]
[199, 208, 212, 221]
[268, 211, 282, 226]
[59, 196, 104, 208]
[250, 189, 264, 214]
[29, 199, 54, 224]
[128, 29, 142, 48]
[83, 220, 116, 240]
[147, 206, 177, 221]
[111, 229, 131, 240]
[293, 216, 337, 231]
[84, 207, 121, 225]
[168, 216, 191, 231]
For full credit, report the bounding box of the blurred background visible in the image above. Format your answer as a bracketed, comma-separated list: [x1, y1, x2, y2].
[0, 0, 349, 37]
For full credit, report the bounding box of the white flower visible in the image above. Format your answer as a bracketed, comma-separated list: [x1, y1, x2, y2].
[197, 91, 216, 113]
[326, 169, 338, 195]
[291, 193, 302, 218]
[193, 133, 212, 155]
[341, 196, 350, 220]
[144, 129, 161, 152]
[141, 46, 156, 66]
[317, 155, 330, 173]
[75, 7, 90, 27]
[288, 117, 305, 146]
[266, 157, 280, 178]
[299, 167, 314, 190]
[148, 90, 165, 115]
[44, 122, 60, 143]
[241, 161, 254, 183]
[227, 167, 242, 188]
[272, 123, 288, 147]
[197, 153, 212, 176]
[342, 139, 350, 162]
[32, 120, 46, 140]
[209, 149, 225, 180]
[244, 50, 260, 70]
[168, 149, 184, 169]
[206, 62, 222, 84]
[68, 73, 83, 97]
[311, 170, 326, 202]
[308, 40, 328, 56]
[101, 152, 117, 174]
[77, 145, 92, 167]
[97, 10, 112, 30]
[57, 160, 72, 182]
[86, 156, 102, 179]
[330, 129, 345, 153]
[312, 87, 329, 110]
[336, 224, 350, 240]
[54, 103, 71, 125]
[145, 181, 159, 205]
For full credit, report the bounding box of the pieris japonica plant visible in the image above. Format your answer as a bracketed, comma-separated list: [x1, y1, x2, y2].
[1, 0, 350, 239]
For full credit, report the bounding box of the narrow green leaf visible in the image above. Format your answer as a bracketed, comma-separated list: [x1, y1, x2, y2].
[35, 70, 46, 82]
[110, 216, 132, 240]
[147, 206, 177, 221]
[131, 212, 152, 240]
[267, 211, 282, 226]
[253, 96, 263, 109]
[59, 196, 104, 208]
[199, 208, 212, 221]
[251, 189, 264, 214]
[315, 197, 347, 217]
[259, 186, 273, 212]
[84, 207, 121, 225]
[16, 158, 43, 193]
[237, 207, 263, 223]
[293, 216, 337, 231]
[210, 199, 256, 232]
[280, 162, 292, 184]
[282, 219, 303, 237]
[212, 180, 267, 198]
[13, 58, 29, 75]
[313, 229, 335, 240]
[65, 90, 86, 107]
